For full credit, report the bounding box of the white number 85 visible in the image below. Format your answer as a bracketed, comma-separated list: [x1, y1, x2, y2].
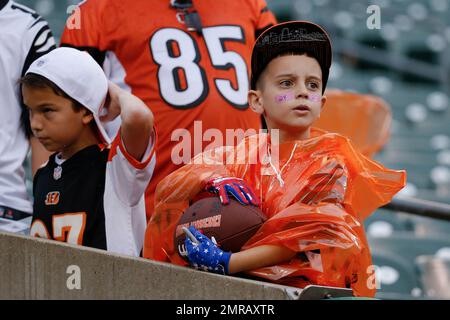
[150, 25, 249, 109]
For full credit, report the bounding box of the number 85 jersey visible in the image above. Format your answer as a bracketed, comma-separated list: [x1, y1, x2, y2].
[60, 0, 276, 219]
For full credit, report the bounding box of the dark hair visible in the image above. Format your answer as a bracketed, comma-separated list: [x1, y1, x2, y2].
[19, 73, 96, 138]
[20, 73, 85, 112]
[250, 21, 332, 93]
[255, 51, 322, 90]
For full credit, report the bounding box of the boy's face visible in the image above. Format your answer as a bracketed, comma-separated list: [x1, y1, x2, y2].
[249, 54, 327, 140]
[22, 85, 93, 153]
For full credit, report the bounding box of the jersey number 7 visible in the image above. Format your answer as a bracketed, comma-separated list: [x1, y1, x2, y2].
[30, 212, 87, 245]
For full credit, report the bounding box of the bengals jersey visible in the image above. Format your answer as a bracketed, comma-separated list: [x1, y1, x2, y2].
[30, 132, 156, 256]
[60, 0, 276, 219]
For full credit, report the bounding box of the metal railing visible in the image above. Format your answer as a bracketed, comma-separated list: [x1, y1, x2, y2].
[383, 195, 450, 221]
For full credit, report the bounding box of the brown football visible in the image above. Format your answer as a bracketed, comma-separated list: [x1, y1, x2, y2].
[174, 196, 267, 258]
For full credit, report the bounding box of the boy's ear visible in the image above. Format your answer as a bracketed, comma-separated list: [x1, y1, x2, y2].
[248, 90, 264, 115]
[81, 111, 94, 125]
[316, 94, 326, 119]
[320, 94, 327, 111]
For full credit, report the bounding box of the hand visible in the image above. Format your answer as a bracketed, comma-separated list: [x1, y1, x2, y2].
[205, 177, 260, 206]
[183, 226, 231, 275]
[99, 81, 123, 122]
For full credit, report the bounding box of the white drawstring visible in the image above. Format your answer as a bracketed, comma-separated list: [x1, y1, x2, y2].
[267, 141, 298, 188]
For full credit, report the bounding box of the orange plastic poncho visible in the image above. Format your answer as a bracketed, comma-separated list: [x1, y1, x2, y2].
[143, 128, 406, 297]
[313, 89, 392, 158]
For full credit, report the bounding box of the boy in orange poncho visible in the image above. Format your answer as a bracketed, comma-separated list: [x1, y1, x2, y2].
[143, 21, 406, 297]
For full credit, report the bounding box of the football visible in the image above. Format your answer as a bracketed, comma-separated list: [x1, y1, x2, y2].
[174, 196, 267, 258]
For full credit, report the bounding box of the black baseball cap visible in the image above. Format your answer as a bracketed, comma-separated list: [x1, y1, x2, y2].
[250, 21, 332, 92]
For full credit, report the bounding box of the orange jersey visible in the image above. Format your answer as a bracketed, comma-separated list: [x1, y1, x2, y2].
[60, 0, 276, 219]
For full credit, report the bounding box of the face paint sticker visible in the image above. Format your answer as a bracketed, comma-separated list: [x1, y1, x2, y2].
[308, 93, 322, 103]
[275, 92, 295, 103]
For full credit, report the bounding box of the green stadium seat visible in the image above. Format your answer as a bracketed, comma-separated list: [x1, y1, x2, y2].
[368, 233, 450, 267]
[416, 256, 450, 299]
[365, 209, 414, 238]
[410, 216, 450, 238]
[371, 249, 423, 297]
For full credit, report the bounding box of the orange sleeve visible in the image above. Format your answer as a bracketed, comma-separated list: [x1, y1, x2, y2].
[285, 134, 406, 221]
[242, 201, 375, 297]
[339, 135, 407, 221]
[252, 0, 277, 35]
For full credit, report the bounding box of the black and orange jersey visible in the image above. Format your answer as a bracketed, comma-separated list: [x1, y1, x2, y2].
[60, 0, 276, 219]
[30, 131, 156, 255]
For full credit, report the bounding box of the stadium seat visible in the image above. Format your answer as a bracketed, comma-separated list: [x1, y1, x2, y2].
[416, 256, 450, 299]
[364, 209, 413, 238]
[371, 249, 423, 297]
[368, 233, 450, 268]
[410, 216, 450, 238]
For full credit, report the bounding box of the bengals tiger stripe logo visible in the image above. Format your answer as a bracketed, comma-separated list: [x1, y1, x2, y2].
[45, 191, 60, 205]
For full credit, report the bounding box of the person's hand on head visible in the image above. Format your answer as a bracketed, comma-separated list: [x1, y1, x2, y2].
[100, 81, 123, 122]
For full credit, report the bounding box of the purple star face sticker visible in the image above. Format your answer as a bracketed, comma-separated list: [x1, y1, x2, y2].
[275, 92, 295, 103]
